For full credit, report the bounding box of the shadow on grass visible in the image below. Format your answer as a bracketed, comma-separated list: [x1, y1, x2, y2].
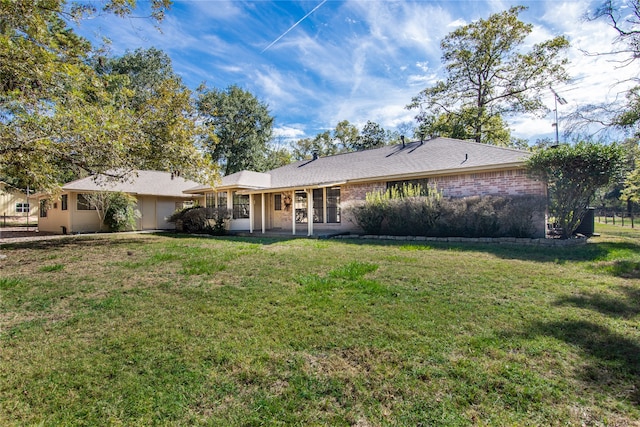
[330, 237, 639, 265]
[555, 286, 640, 319]
[513, 286, 640, 406]
[0, 236, 150, 251]
[137, 231, 640, 267]
[524, 319, 640, 406]
[160, 232, 301, 246]
[5, 231, 639, 272]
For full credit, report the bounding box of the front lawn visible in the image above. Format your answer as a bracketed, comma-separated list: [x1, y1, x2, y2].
[1, 224, 639, 425]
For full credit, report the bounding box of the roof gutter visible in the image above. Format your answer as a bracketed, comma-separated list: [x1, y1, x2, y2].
[240, 181, 347, 195]
[182, 161, 527, 195]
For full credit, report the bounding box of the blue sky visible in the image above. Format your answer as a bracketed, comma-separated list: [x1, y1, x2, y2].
[74, 0, 636, 144]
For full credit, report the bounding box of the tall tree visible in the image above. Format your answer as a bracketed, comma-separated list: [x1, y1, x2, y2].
[565, 1, 640, 137]
[97, 48, 204, 175]
[197, 85, 274, 175]
[0, 0, 212, 191]
[581, 1, 640, 204]
[262, 144, 292, 170]
[354, 121, 387, 151]
[291, 131, 338, 160]
[620, 137, 640, 204]
[416, 109, 512, 145]
[622, 159, 640, 204]
[407, 6, 569, 144]
[333, 120, 360, 151]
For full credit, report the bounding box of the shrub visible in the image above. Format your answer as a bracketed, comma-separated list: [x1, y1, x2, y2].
[350, 185, 546, 238]
[180, 207, 209, 233]
[498, 195, 546, 238]
[350, 203, 386, 234]
[385, 196, 441, 236]
[208, 206, 232, 235]
[349, 183, 441, 235]
[169, 206, 232, 235]
[104, 193, 139, 232]
[527, 142, 624, 238]
[436, 196, 545, 238]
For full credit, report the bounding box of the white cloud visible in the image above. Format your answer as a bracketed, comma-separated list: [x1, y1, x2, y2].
[72, 0, 640, 143]
[273, 125, 306, 141]
[447, 18, 467, 28]
[174, 0, 242, 20]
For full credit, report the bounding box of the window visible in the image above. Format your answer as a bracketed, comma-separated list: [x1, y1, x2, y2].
[386, 178, 430, 195]
[205, 193, 215, 208]
[77, 194, 96, 210]
[232, 192, 249, 219]
[39, 199, 48, 218]
[218, 192, 228, 209]
[326, 187, 341, 223]
[312, 189, 323, 223]
[294, 188, 341, 224]
[274, 194, 282, 211]
[61, 194, 68, 211]
[176, 200, 195, 211]
[295, 190, 307, 223]
[15, 203, 30, 213]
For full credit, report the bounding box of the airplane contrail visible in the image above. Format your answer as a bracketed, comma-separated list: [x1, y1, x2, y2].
[261, 0, 328, 53]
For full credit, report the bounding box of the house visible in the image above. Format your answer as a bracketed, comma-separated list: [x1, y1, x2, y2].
[185, 137, 547, 237]
[38, 171, 204, 234]
[1, 181, 38, 218]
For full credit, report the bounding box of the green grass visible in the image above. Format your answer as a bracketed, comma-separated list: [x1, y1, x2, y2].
[1, 224, 639, 425]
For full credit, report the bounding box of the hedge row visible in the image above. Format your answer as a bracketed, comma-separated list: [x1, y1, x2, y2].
[348, 195, 546, 238]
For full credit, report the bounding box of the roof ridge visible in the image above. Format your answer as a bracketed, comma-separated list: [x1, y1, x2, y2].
[434, 137, 530, 154]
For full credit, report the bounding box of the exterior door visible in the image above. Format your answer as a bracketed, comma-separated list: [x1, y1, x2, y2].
[141, 196, 156, 230]
[253, 194, 262, 231]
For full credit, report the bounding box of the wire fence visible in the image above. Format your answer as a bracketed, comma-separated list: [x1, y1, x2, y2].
[595, 211, 636, 228]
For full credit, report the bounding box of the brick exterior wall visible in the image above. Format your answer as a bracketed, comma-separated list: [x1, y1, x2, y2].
[340, 182, 386, 203]
[430, 169, 546, 198]
[341, 168, 545, 203]
[339, 168, 547, 237]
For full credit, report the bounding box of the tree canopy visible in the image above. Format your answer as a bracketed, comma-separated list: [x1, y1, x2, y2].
[355, 121, 387, 151]
[197, 85, 274, 176]
[0, 0, 212, 191]
[408, 6, 569, 145]
[578, 1, 640, 205]
[291, 120, 396, 160]
[96, 48, 206, 175]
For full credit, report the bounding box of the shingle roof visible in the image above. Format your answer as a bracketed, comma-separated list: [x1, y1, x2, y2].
[217, 170, 271, 189]
[266, 137, 530, 189]
[184, 137, 532, 193]
[62, 170, 202, 198]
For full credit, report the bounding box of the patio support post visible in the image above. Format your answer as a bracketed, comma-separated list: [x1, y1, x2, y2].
[249, 193, 254, 234]
[261, 192, 265, 234]
[307, 188, 313, 236]
[292, 190, 296, 236]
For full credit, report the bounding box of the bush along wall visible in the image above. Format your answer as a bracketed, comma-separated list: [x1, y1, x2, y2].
[168, 206, 232, 235]
[349, 185, 546, 238]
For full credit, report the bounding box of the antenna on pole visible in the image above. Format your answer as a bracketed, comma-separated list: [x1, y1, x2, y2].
[550, 87, 567, 144]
